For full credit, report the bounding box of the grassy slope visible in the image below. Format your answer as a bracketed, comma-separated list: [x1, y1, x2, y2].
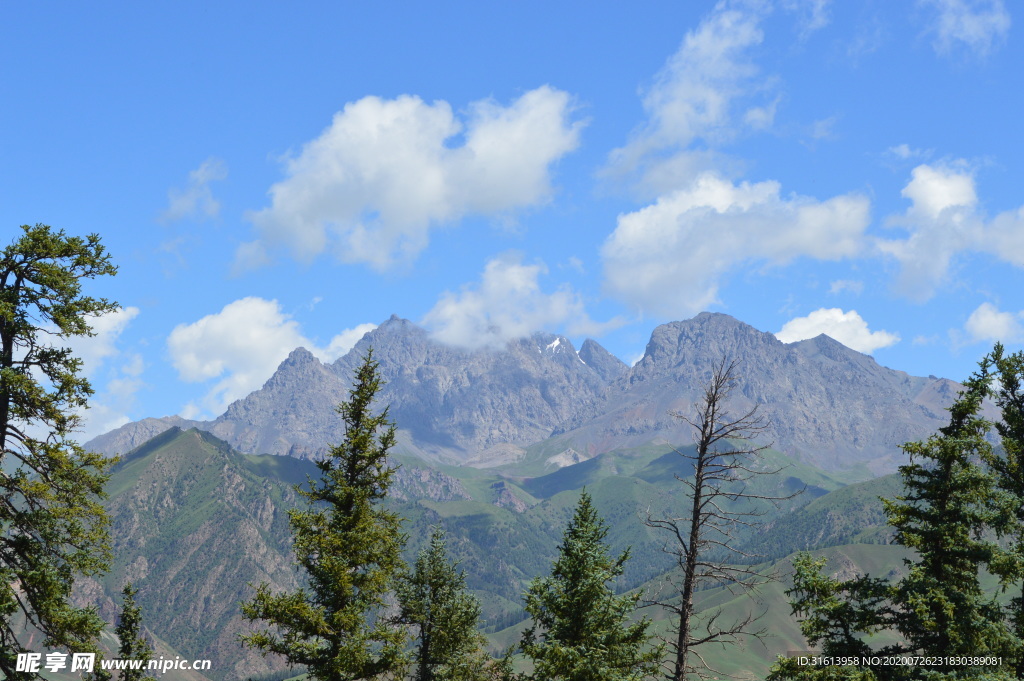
[100, 427, 914, 681]
[102, 427, 306, 681]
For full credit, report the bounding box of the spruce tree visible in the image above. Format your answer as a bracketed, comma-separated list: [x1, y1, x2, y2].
[770, 357, 1021, 681]
[883, 363, 1016, 674]
[0, 224, 117, 678]
[115, 583, 155, 681]
[980, 343, 1024, 676]
[398, 527, 496, 681]
[520, 490, 661, 681]
[241, 350, 408, 681]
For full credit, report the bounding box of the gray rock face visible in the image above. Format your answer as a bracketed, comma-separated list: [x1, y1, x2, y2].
[578, 338, 629, 382]
[331, 316, 613, 459]
[86, 312, 963, 473]
[563, 312, 954, 472]
[89, 316, 622, 464]
[209, 346, 349, 460]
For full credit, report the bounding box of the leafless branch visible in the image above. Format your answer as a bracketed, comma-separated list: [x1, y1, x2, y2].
[644, 357, 804, 680]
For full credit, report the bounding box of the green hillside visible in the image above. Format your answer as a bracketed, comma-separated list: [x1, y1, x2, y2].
[95, 426, 909, 681]
[101, 427, 306, 681]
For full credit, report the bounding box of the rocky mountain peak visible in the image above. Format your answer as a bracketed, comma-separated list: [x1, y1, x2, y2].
[578, 339, 628, 382]
[791, 333, 865, 361]
[86, 311, 962, 474]
[636, 312, 781, 373]
[282, 346, 318, 366]
[536, 333, 573, 355]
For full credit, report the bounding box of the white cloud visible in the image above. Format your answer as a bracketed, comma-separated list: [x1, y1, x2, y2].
[601, 172, 871, 317]
[60, 308, 144, 442]
[988, 206, 1024, 267]
[889, 144, 914, 160]
[902, 163, 977, 218]
[422, 252, 616, 350]
[167, 297, 373, 415]
[605, 2, 771, 192]
[829, 279, 864, 295]
[161, 158, 227, 222]
[920, 0, 1011, 58]
[68, 307, 141, 379]
[887, 143, 930, 161]
[81, 374, 144, 441]
[782, 0, 832, 36]
[242, 86, 582, 271]
[878, 162, 1024, 300]
[321, 323, 377, 361]
[810, 116, 838, 141]
[744, 96, 781, 131]
[878, 163, 979, 300]
[776, 308, 900, 353]
[964, 302, 1024, 343]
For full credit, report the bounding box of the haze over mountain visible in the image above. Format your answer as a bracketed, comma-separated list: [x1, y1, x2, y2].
[87, 312, 960, 474]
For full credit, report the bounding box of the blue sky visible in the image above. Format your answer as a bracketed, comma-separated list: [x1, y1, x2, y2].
[2, 0, 1022, 440]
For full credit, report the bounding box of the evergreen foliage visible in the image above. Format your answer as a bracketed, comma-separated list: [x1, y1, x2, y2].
[398, 526, 496, 681]
[519, 490, 661, 681]
[770, 351, 1024, 681]
[884, 364, 1016, 672]
[0, 224, 117, 678]
[114, 583, 155, 681]
[240, 350, 408, 681]
[981, 344, 1024, 677]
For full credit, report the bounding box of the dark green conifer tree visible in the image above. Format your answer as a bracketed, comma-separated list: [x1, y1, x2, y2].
[884, 363, 1016, 674]
[0, 224, 117, 678]
[115, 583, 155, 681]
[520, 490, 661, 681]
[398, 526, 496, 681]
[981, 343, 1024, 677]
[240, 350, 408, 681]
[770, 357, 1021, 681]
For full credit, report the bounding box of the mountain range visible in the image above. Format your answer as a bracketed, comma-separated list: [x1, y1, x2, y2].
[87, 312, 962, 475]
[72, 311, 979, 680]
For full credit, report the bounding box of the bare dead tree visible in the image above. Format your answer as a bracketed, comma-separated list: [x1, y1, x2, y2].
[644, 357, 802, 681]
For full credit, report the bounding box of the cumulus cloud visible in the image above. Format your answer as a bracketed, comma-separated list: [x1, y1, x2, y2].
[964, 302, 1024, 343]
[422, 252, 616, 350]
[878, 163, 978, 300]
[605, 2, 771, 192]
[878, 162, 1024, 300]
[601, 172, 871, 317]
[167, 297, 374, 415]
[776, 308, 900, 353]
[241, 86, 582, 271]
[161, 158, 227, 222]
[902, 163, 978, 218]
[920, 0, 1011, 57]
